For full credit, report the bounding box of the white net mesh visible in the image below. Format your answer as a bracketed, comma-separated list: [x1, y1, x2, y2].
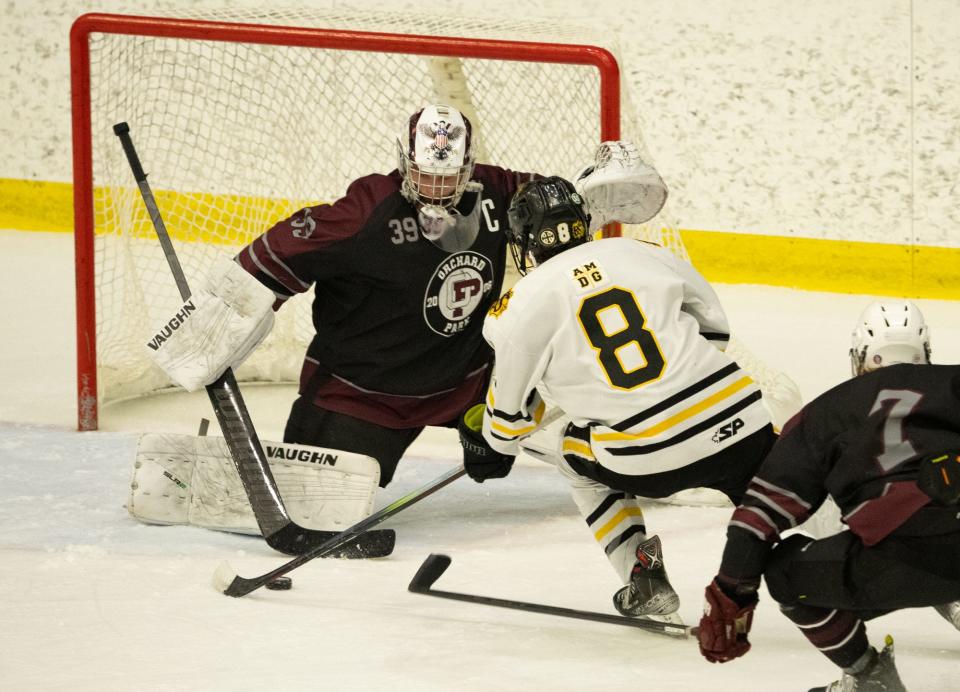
[79, 7, 685, 413]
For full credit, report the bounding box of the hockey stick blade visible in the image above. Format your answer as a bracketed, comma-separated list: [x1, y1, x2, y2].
[214, 528, 396, 597]
[408, 553, 698, 639]
[408, 553, 452, 592]
[216, 466, 467, 598]
[213, 529, 396, 596]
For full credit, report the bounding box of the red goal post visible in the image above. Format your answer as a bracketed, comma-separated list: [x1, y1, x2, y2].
[69, 10, 676, 431]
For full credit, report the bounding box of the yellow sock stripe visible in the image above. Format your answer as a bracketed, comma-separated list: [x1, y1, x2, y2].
[594, 506, 645, 542]
[594, 376, 754, 441]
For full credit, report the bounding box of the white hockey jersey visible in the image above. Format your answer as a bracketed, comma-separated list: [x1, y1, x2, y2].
[481, 237, 771, 476]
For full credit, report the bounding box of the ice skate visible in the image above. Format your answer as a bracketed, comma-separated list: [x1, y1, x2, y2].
[808, 635, 906, 692]
[612, 535, 680, 619]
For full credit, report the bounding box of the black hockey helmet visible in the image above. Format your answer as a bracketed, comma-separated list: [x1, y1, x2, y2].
[506, 176, 591, 274]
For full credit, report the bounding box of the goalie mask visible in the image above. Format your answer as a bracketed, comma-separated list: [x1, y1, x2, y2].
[850, 300, 931, 376]
[398, 104, 478, 251]
[506, 176, 591, 275]
[398, 104, 475, 209]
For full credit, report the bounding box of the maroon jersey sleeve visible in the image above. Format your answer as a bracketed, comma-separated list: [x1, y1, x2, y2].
[236, 173, 397, 304]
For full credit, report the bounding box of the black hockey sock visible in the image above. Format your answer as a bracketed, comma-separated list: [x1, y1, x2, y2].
[780, 602, 869, 669]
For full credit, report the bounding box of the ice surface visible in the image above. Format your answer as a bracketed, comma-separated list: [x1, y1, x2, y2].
[1, 230, 957, 691]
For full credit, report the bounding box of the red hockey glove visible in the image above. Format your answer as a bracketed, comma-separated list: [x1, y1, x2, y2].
[458, 404, 515, 483]
[698, 578, 758, 663]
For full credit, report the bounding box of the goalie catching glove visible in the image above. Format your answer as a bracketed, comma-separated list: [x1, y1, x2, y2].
[458, 403, 515, 483]
[146, 256, 276, 391]
[574, 140, 668, 231]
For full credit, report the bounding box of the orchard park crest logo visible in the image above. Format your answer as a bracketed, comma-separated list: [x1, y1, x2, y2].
[423, 251, 494, 336]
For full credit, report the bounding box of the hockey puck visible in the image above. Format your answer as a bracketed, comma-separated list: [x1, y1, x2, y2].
[265, 576, 293, 591]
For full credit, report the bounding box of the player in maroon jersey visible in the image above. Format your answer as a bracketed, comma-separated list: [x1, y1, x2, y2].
[233, 104, 539, 486]
[697, 354, 960, 690]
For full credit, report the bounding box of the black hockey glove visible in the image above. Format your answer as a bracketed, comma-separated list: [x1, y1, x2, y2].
[458, 403, 515, 483]
[917, 450, 960, 506]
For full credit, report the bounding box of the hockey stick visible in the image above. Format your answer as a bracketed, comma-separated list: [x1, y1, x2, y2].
[409, 554, 698, 639]
[215, 406, 567, 597]
[113, 122, 393, 559]
[214, 465, 467, 597]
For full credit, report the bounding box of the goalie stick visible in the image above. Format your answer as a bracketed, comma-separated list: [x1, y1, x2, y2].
[113, 122, 392, 559]
[216, 406, 567, 597]
[214, 464, 467, 597]
[408, 554, 698, 639]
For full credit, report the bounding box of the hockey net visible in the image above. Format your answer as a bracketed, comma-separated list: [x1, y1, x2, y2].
[71, 8, 794, 441]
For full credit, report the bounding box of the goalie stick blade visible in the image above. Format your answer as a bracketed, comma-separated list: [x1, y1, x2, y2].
[213, 561, 274, 598]
[212, 560, 241, 595]
[212, 529, 397, 598]
[218, 466, 467, 599]
[266, 525, 396, 558]
[213, 562, 281, 598]
[408, 553, 452, 592]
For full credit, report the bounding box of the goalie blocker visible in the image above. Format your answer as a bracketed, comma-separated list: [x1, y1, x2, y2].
[129, 433, 380, 535]
[146, 256, 276, 393]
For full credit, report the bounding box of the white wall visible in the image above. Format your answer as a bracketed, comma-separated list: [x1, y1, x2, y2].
[1, 0, 958, 246]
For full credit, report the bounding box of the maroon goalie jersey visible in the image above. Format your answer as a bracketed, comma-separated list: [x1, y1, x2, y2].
[236, 165, 536, 428]
[718, 363, 960, 584]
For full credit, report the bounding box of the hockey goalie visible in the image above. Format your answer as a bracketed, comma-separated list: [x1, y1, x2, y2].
[126, 256, 381, 537]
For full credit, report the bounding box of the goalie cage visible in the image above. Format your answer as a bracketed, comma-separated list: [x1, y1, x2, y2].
[71, 7, 797, 454]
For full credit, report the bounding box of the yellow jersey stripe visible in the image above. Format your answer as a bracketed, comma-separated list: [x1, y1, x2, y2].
[488, 400, 546, 437]
[594, 376, 754, 441]
[561, 439, 595, 460]
[491, 419, 538, 437]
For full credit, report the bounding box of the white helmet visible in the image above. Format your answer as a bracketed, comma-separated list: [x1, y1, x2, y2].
[849, 300, 931, 376]
[397, 104, 475, 210]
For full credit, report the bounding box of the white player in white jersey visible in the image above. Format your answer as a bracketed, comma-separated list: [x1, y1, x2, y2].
[456, 173, 778, 621]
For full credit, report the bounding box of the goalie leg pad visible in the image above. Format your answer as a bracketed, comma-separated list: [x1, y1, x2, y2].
[129, 433, 380, 535]
[128, 433, 194, 526]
